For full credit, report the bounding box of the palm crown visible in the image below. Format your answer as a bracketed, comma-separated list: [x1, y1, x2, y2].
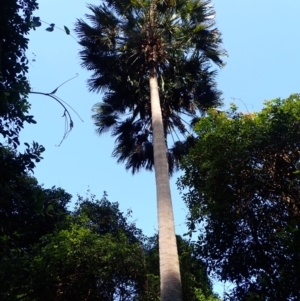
[76, 0, 225, 175]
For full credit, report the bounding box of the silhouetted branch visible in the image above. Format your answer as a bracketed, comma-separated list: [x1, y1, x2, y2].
[1, 74, 83, 146]
[29, 73, 83, 146]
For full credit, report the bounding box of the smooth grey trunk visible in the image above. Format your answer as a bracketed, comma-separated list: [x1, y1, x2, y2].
[149, 69, 182, 301]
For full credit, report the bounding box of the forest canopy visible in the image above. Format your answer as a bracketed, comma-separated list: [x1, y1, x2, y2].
[178, 94, 300, 300]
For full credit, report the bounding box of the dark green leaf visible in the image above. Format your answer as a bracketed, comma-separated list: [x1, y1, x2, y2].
[64, 26, 70, 35]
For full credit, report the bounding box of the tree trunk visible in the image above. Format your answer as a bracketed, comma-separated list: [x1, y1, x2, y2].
[149, 67, 182, 301]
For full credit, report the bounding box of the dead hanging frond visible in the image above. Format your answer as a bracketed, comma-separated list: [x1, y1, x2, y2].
[29, 73, 84, 146]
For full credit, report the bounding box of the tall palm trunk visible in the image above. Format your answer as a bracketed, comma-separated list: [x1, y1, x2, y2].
[76, 0, 224, 299]
[149, 66, 182, 301]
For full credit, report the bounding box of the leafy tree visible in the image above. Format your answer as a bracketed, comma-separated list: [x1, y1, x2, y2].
[25, 224, 146, 301]
[0, 176, 71, 300]
[1, 193, 147, 301]
[0, 175, 70, 254]
[1, 190, 221, 301]
[73, 191, 143, 243]
[178, 94, 300, 300]
[0, 146, 68, 256]
[0, 0, 49, 241]
[0, 0, 80, 266]
[75, 1, 224, 299]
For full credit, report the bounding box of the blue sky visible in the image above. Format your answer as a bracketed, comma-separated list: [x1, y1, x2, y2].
[21, 0, 300, 296]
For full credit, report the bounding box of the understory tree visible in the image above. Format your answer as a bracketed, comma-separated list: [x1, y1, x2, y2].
[0, 175, 71, 301]
[1, 191, 220, 301]
[25, 197, 146, 301]
[178, 94, 300, 300]
[75, 1, 224, 299]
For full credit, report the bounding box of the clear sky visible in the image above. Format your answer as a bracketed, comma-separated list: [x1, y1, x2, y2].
[21, 0, 300, 297]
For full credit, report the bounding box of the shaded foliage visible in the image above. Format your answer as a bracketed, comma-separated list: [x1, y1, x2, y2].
[73, 192, 143, 243]
[25, 224, 146, 301]
[0, 193, 146, 301]
[0, 1, 48, 248]
[0, 0, 38, 146]
[0, 176, 71, 300]
[1, 189, 220, 301]
[178, 94, 300, 300]
[0, 146, 51, 256]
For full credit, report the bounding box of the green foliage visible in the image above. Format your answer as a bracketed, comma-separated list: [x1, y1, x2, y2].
[64, 26, 71, 35]
[73, 192, 144, 243]
[0, 0, 38, 146]
[1, 1, 76, 148]
[1, 193, 146, 301]
[27, 224, 146, 301]
[0, 2, 50, 242]
[32, 16, 41, 27]
[1, 188, 220, 301]
[0, 173, 69, 254]
[75, 0, 225, 175]
[178, 94, 300, 300]
[0, 177, 71, 300]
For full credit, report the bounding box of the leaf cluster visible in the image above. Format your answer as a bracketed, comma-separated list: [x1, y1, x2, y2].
[0, 191, 145, 301]
[1, 182, 220, 301]
[178, 94, 300, 300]
[0, 0, 38, 145]
[0, 172, 70, 255]
[0, 1, 49, 230]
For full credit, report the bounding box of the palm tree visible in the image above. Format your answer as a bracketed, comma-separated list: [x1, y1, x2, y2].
[75, 1, 224, 300]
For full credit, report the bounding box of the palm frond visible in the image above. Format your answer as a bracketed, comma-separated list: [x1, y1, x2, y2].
[76, 0, 224, 174]
[92, 102, 120, 134]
